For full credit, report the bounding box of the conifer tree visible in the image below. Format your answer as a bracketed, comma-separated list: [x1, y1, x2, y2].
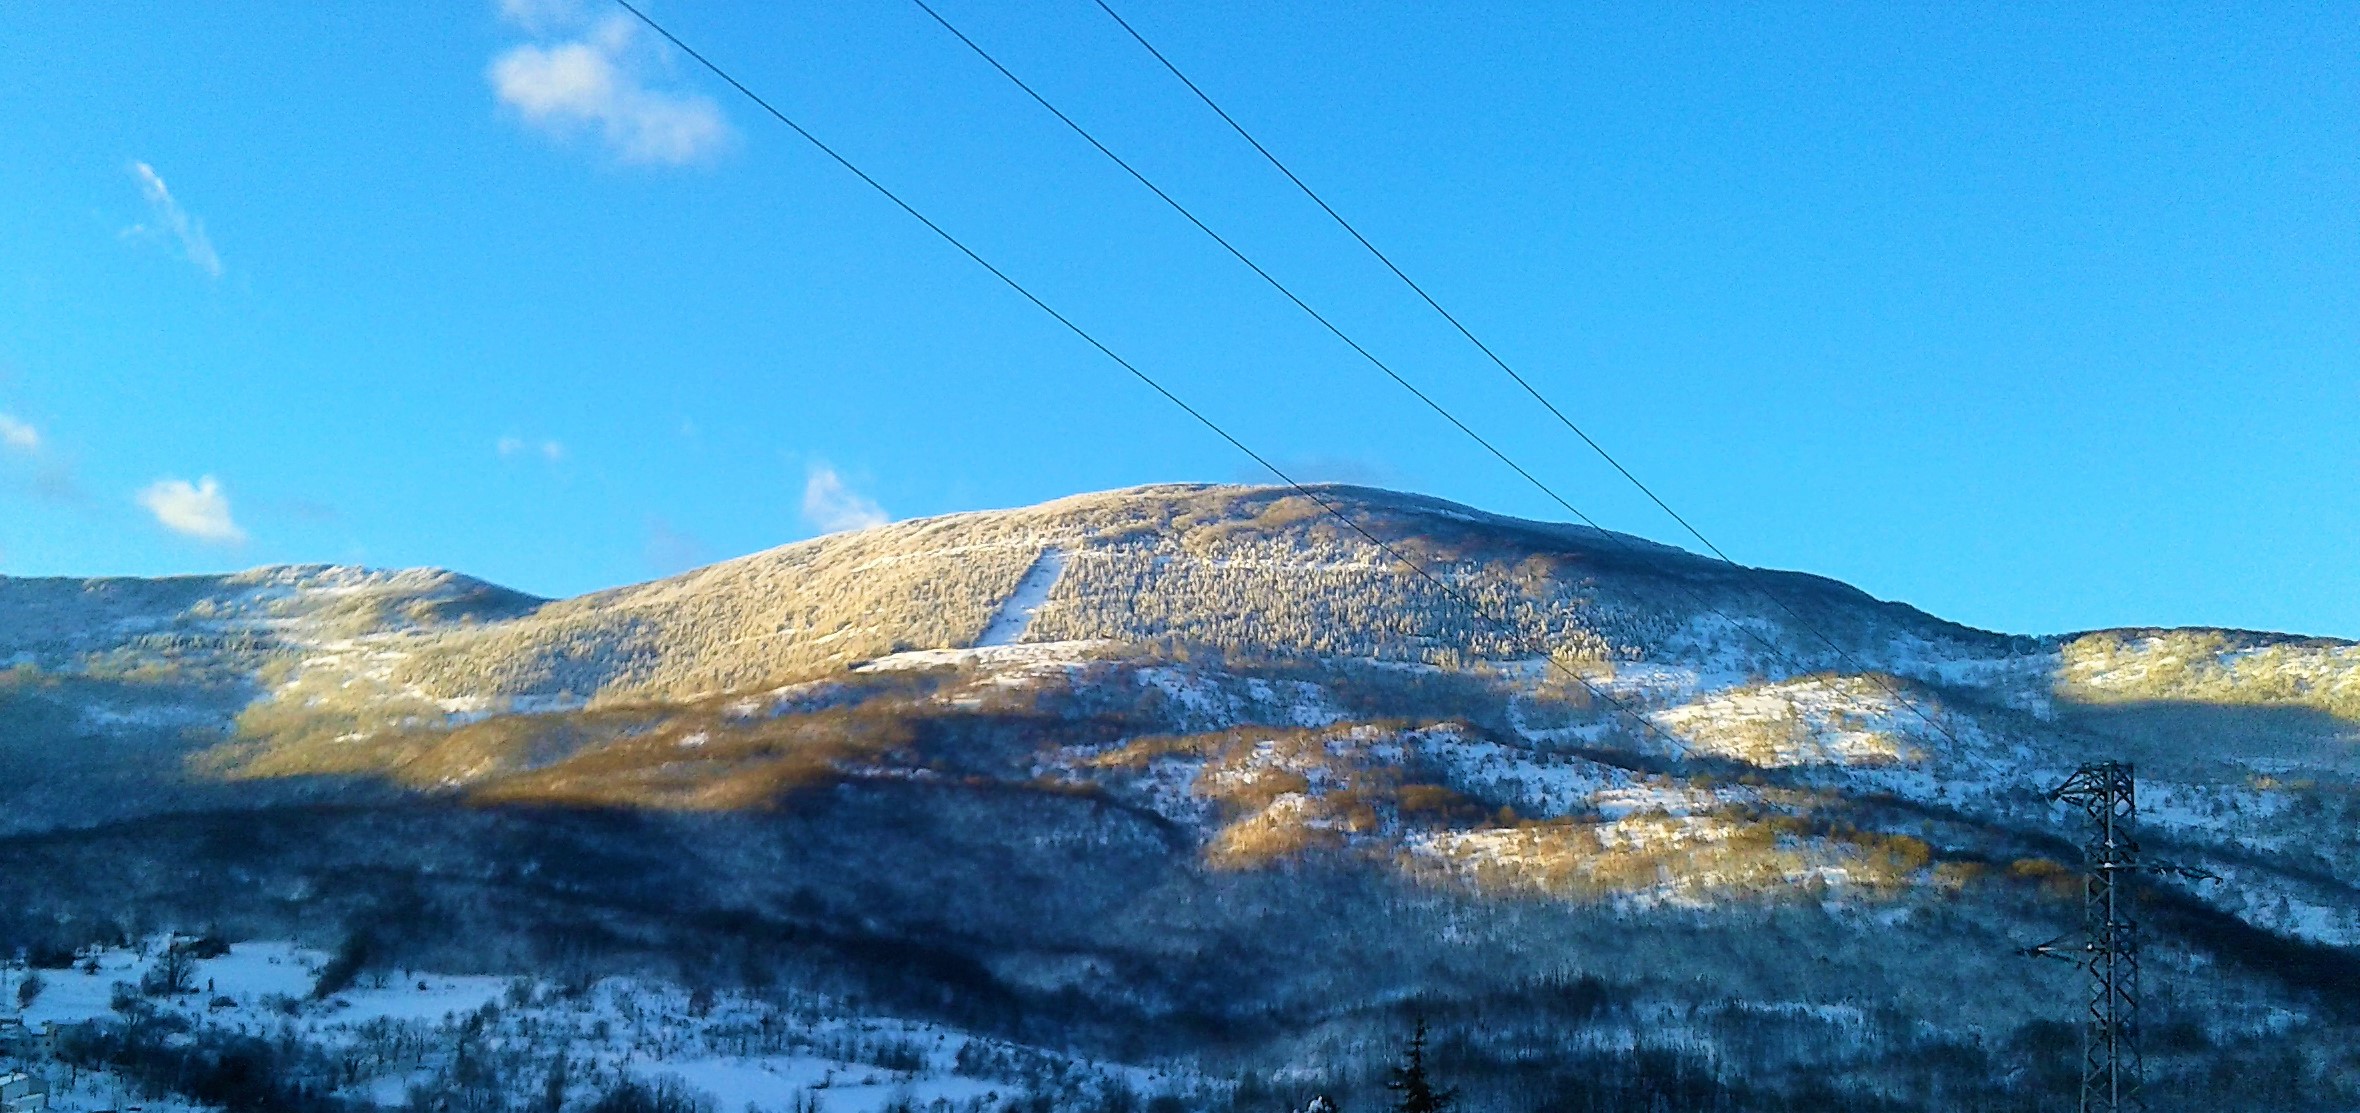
[1385, 1019, 1455, 1113]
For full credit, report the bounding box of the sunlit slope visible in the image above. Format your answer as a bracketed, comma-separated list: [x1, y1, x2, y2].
[342, 483, 2022, 706]
[174, 483, 2027, 788]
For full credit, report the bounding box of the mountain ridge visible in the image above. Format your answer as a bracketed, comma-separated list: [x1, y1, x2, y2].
[23, 482, 2333, 653]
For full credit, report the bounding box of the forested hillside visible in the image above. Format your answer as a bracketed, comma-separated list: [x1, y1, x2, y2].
[2, 483, 2356, 1112]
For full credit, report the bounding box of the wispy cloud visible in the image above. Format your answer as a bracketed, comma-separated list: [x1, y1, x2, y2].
[488, 9, 730, 165]
[123, 163, 224, 278]
[497, 435, 566, 463]
[802, 462, 888, 534]
[138, 475, 246, 545]
[0, 413, 38, 455]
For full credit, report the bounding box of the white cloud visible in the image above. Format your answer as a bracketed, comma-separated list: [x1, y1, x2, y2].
[489, 13, 730, 165]
[802, 463, 888, 534]
[0, 413, 38, 455]
[498, 435, 565, 462]
[137, 476, 246, 545]
[124, 163, 224, 278]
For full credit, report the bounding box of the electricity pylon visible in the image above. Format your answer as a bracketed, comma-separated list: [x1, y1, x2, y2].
[2021, 761, 2215, 1113]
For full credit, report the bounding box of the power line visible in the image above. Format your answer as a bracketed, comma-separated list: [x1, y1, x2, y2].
[607, 0, 1697, 760]
[907, 0, 1586, 542]
[917, 0, 1970, 753]
[1086, 0, 1971, 751]
[1087, 0, 1705, 552]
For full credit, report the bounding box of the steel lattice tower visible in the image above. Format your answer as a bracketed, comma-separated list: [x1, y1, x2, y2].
[2051, 762, 2143, 1113]
[2024, 761, 2218, 1112]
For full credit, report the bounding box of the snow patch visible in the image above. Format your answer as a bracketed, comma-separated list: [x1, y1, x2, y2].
[973, 549, 1066, 648]
[857, 640, 1111, 674]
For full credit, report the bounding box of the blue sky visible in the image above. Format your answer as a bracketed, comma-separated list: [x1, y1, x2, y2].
[1, 1, 2353, 637]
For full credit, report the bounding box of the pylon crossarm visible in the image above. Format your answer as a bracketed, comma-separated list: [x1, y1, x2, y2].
[2019, 930, 2090, 965]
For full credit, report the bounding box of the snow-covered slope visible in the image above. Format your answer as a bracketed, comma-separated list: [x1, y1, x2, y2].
[11, 937, 1193, 1113]
[2, 483, 2357, 1111]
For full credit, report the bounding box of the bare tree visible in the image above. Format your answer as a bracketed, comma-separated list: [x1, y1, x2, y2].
[141, 936, 196, 997]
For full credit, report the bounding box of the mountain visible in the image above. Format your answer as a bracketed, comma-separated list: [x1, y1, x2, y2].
[3, 483, 2357, 1112]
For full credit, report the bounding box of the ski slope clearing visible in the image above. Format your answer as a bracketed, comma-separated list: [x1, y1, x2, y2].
[974, 549, 1067, 647]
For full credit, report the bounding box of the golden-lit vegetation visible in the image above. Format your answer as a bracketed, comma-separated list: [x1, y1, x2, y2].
[198, 485, 1672, 738]
[1656, 675, 1919, 768]
[1416, 814, 1767, 900]
[1414, 805, 1940, 903]
[467, 705, 914, 811]
[2008, 856, 2082, 900]
[1205, 793, 1348, 866]
[1075, 714, 1951, 900]
[1084, 721, 1506, 869]
[1028, 538, 1625, 666]
[199, 672, 949, 812]
[0, 663, 58, 694]
[385, 530, 1043, 703]
[2058, 630, 2360, 722]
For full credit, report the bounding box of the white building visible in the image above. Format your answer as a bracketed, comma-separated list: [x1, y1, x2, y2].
[0, 1070, 48, 1113]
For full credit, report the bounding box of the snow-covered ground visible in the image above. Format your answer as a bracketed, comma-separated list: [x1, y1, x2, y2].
[1421, 734, 1629, 818]
[642, 1053, 1003, 1113]
[15, 941, 515, 1034]
[855, 640, 1111, 676]
[1, 940, 1203, 1113]
[1127, 665, 1341, 730]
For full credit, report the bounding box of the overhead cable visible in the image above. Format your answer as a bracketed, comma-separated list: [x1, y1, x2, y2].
[609, 0, 1697, 759]
[933, 0, 1971, 752]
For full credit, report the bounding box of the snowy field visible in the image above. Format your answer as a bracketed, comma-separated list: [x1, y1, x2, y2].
[2, 940, 1199, 1113]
